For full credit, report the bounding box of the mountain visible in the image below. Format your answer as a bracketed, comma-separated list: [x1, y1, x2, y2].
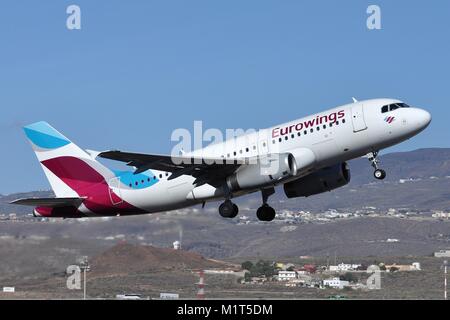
[1, 148, 450, 215]
[236, 148, 450, 212]
[347, 148, 450, 185]
[89, 242, 232, 276]
[0, 191, 53, 215]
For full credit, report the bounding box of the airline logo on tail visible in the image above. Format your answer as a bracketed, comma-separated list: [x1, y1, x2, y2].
[21, 121, 146, 217]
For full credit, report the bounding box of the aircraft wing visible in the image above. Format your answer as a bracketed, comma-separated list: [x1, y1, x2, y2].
[98, 150, 245, 186]
[10, 197, 85, 207]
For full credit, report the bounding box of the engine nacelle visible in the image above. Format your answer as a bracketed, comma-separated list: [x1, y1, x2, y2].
[227, 153, 296, 191]
[283, 162, 350, 198]
[287, 147, 316, 176]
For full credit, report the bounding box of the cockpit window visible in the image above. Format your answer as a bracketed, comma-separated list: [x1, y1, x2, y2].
[390, 104, 400, 111]
[381, 103, 410, 113]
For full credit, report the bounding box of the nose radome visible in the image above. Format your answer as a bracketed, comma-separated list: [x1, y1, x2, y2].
[417, 109, 432, 128]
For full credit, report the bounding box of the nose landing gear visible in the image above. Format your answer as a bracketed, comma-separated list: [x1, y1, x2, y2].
[367, 151, 386, 180]
[374, 168, 386, 180]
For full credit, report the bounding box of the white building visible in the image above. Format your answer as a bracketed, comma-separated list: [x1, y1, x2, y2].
[329, 263, 361, 272]
[412, 262, 421, 270]
[386, 238, 399, 243]
[277, 271, 297, 281]
[116, 294, 143, 300]
[387, 208, 397, 215]
[173, 241, 181, 250]
[432, 212, 450, 219]
[434, 250, 450, 258]
[160, 293, 179, 300]
[323, 278, 350, 289]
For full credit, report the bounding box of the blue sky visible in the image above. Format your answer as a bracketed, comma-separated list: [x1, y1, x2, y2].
[0, 1, 449, 194]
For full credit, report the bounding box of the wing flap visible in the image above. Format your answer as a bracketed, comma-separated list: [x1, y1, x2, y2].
[98, 150, 244, 186]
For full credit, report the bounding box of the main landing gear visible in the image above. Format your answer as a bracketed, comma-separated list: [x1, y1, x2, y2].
[219, 199, 239, 218]
[256, 188, 276, 222]
[367, 151, 386, 180]
[218, 188, 277, 222]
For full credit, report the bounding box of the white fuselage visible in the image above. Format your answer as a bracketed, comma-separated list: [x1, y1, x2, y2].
[106, 98, 431, 214]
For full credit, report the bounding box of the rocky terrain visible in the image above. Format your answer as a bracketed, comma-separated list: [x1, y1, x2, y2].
[0, 148, 449, 299]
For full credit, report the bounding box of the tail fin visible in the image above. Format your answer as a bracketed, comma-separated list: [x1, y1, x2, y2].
[24, 121, 114, 197]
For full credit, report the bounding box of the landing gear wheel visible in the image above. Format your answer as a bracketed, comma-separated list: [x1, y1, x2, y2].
[374, 169, 386, 180]
[367, 151, 387, 181]
[228, 204, 239, 218]
[256, 204, 276, 222]
[219, 200, 239, 218]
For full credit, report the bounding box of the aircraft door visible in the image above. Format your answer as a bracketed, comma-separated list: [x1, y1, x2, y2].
[108, 177, 123, 206]
[351, 104, 368, 132]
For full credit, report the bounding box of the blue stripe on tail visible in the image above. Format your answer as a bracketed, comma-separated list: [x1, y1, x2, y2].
[24, 121, 70, 149]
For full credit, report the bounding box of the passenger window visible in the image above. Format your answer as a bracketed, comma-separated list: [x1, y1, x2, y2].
[310, 128, 313, 133]
[316, 127, 320, 131]
[304, 130, 307, 135]
[285, 136, 288, 140]
[291, 134, 294, 139]
[342, 119, 345, 124]
[246, 147, 249, 152]
[279, 137, 282, 142]
[297, 132, 301, 137]
[329, 123, 333, 127]
[323, 125, 326, 129]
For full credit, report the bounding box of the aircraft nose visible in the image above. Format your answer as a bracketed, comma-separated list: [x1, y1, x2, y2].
[416, 108, 432, 129]
[408, 108, 431, 133]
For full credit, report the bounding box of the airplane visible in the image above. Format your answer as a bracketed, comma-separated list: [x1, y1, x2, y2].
[12, 98, 431, 221]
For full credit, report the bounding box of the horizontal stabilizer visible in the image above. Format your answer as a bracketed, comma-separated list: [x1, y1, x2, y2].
[10, 197, 85, 208]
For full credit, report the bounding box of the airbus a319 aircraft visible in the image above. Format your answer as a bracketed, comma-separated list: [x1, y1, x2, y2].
[12, 98, 431, 221]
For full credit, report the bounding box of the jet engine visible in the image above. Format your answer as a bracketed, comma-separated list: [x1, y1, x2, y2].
[283, 162, 350, 198]
[226, 153, 296, 191]
[188, 148, 318, 200]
